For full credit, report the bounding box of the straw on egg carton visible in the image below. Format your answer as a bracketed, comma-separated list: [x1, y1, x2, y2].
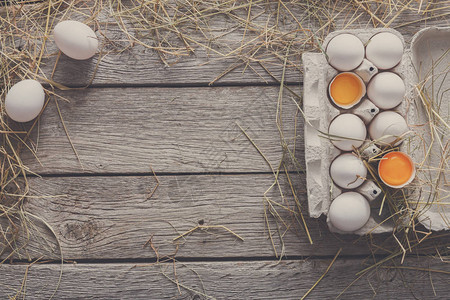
[302, 27, 449, 235]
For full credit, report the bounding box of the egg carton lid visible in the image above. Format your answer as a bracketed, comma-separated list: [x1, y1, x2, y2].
[302, 27, 450, 235]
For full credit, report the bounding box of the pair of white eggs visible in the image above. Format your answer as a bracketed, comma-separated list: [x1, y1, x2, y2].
[328, 111, 408, 151]
[328, 153, 370, 232]
[5, 20, 98, 123]
[327, 32, 404, 71]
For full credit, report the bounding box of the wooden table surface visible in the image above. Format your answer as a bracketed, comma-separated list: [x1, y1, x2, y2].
[1, 1, 449, 299]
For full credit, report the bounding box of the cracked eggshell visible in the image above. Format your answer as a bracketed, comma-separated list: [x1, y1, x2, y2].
[328, 114, 366, 151]
[366, 32, 404, 70]
[367, 72, 405, 109]
[378, 151, 416, 189]
[5, 79, 45, 122]
[326, 34, 365, 71]
[54, 20, 98, 60]
[369, 111, 409, 145]
[328, 72, 366, 109]
[328, 192, 371, 232]
[330, 153, 367, 189]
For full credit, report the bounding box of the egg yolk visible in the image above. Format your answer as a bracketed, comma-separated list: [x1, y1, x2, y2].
[378, 152, 414, 186]
[330, 73, 363, 106]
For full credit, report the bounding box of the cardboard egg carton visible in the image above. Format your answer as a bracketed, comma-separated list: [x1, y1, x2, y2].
[302, 27, 450, 235]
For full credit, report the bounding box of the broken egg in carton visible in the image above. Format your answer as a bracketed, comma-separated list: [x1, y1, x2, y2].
[304, 27, 450, 234]
[303, 28, 411, 235]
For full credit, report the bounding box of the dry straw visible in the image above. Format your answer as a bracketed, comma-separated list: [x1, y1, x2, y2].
[1, 0, 449, 298]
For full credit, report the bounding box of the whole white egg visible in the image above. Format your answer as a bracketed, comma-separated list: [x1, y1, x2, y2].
[5, 79, 45, 122]
[328, 114, 366, 151]
[328, 192, 371, 232]
[369, 111, 409, 145]
[54, 20, 98, 60]
[367, 72, 405, 110]
[366, 32, 403, 70]
[326, 34, 365, 71]
[330, 153, 367, 189]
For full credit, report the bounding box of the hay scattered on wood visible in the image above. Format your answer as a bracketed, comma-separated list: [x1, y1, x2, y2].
[0, 0, 449, 298]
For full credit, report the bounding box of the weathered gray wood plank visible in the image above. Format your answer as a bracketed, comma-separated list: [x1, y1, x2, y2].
[19, 174, 353, 260]
[16, 86, 302, 174]
[1, 258, 448, 299]
[3, 2, 449, 86]
[39, 10, 450, 86]
[8, 174, 446, 261]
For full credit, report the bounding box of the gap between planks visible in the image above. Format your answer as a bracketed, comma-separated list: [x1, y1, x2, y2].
[23, 170, 305, 178]
[0, 252, 438, 265]
[1, 258, 448, 300]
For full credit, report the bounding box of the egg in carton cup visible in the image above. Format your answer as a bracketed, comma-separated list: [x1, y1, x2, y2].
[302, 27, 450, 235]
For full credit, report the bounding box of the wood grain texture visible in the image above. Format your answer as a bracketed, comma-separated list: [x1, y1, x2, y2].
[19, 173, 369, 260]
[1, 258, 449, 299]
[13, 174, 448, 261]
[16, 86, 302, 174]
[3, 2, 449, 87]
[44, 9, 450, 86]
[42, 12, 450, 87]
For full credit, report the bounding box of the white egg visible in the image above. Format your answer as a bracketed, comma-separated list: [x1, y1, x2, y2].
[366, 32, 403, 70]
[330, 153, 367, 189]
[54, 20, 98, 60]
[328, 192, 370, 232]
[369, 111, 409, 145]
[326, 34, 365, 71]
[367, 72, 405, 109]
[328, 114, 366, 151]
[5, 79, 45, 122]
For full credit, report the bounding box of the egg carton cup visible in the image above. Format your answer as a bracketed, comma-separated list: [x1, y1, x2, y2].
[302, 27, 450, 235]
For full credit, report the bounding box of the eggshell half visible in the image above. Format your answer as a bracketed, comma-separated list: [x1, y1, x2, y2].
[328, 72, 366, 109]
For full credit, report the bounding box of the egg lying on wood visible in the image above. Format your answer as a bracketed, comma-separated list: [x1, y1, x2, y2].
[328, 192, 371, 232]
[367, 72, 405, 110]
[369, 111, 409, 145]
[366, 32, 403, 70]
[330, 153, 367, 189]
[328, 114, 366, 151]
[53, 20, 98, 60]
[326, 33, 365, 71]
[5, 79, 45, 122]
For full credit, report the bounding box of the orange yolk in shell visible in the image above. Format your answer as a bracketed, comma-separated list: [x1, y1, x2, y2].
[330, 73, 363, 106]
[378, 152, 414, 186]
